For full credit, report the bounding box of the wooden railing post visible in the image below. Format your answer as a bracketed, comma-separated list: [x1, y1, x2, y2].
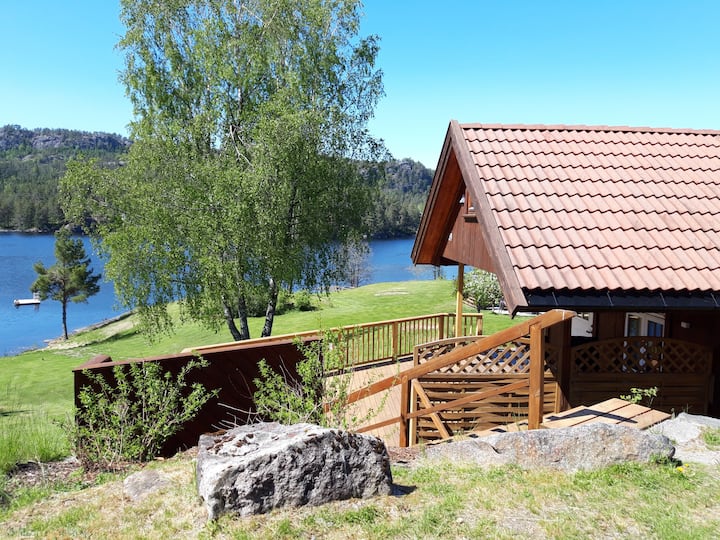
[391, 321, 399, 361]
[399, 375, 409, 447]
[528, 322, 544, 429]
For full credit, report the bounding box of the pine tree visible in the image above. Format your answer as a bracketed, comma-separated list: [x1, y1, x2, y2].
[31, 230, 101, 339]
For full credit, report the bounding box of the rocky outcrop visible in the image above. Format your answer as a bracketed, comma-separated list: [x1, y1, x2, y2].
[0, 125, 129, 152]
[423, 423, 674, 472]
[196, 423, 393, 520]
[650, 413, 720, 465]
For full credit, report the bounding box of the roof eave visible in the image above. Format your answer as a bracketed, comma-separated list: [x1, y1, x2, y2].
[523, 289, 720, 311]
[450, 121, 529, 313]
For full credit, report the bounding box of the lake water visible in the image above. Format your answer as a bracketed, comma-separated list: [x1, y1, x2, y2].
[0, 234, 453, 356]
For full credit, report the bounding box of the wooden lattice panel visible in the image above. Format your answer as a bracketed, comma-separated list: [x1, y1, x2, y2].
[416, 338, 558, 375]
[572, 338, 712, 375]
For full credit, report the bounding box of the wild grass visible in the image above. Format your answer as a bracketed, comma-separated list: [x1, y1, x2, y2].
[702, 427, 720, 449]
[0, 399, 69, 475]
[3, 454, 718, 539]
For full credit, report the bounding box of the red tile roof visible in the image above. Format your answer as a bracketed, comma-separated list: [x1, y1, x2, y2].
[413, 122, 720, 312]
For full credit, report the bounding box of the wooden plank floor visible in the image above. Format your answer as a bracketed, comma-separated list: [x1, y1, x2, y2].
[473, 398, 670, 437]
[328, 357, 413, 446]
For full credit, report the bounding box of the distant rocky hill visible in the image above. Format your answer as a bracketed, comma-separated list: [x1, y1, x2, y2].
[0, 125, 433, 236]
[0, 125, 129, 232]
[0, 125, 130, 153]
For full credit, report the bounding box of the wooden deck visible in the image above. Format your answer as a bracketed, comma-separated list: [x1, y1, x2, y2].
[473, 398, 671, 437]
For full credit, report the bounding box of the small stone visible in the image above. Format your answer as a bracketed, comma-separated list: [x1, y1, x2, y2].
[123, 469, 170, 502]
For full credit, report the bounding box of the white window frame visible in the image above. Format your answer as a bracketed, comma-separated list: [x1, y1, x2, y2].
[625, 312, 665, 337]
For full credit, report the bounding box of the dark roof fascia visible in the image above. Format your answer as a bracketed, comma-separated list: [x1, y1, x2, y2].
[522, 289, 720, 312]
[450, 121, 528, 312]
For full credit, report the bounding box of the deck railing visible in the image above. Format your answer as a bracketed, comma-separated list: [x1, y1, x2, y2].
[342, 309, 575, 446]
[187, 312, 483, 367]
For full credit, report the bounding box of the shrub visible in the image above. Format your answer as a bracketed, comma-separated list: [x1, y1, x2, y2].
[293, 290, 314, 311]
[620, 387, 658, 407]
[244, 288, 270, 317]
[462, 269, 503, 310]
[70, 358, 218, 470]
[253, 331, 383, 428]
[276, 288, 293, 315]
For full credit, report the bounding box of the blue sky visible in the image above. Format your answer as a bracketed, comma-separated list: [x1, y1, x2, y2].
[2, 1, 719, 168]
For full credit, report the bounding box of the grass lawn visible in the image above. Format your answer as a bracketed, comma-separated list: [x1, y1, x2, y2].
[0, 279, 517, 474]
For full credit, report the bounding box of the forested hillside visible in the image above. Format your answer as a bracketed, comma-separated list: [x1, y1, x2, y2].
[0, 125, 129, 231]
[0, 125, 433, 236]
[364, 159, 434, 238]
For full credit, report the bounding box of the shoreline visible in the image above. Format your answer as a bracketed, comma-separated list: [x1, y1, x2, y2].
[44, 311, 135, 347]
[1, 311, 135, 357]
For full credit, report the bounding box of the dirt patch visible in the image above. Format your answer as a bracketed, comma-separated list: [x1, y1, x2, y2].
[45, 312, 135, 350]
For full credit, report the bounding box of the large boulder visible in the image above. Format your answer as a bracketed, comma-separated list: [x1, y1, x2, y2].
[424, 423, 674, 472]
[196, 422, 393, 519]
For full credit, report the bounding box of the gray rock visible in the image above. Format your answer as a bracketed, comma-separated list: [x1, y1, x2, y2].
[196, 423, 393, 519]
[650, 412, 720, 445]
[650, 413, 720, 465]
[123, 469, 171, 502]
[424, 423, 674, 472]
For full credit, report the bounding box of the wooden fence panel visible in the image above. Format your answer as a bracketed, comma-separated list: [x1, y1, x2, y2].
[570, 337, 713, 415]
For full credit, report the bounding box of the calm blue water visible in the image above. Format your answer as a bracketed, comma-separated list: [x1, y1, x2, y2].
[0, 234, 453, 356]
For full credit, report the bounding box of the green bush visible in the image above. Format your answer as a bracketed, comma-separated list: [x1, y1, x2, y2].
[293, 290, 314, 311]
[462, 269, 503, 309]
[276, 289, 294, 315]
[70, 358, 217, 470]
[620, 387, 658, 407]
[253, 331, 381, 428]
[244, 288, 270, 317]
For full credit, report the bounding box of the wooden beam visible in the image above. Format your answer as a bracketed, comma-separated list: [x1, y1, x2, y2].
[355, 416, 403, 433]
[528, 322, 544, 429]
[412, 380, 451, 439]
[455, 263, 465, 337]
[407, 378, 529, 420]
[399, 376, 410, 447]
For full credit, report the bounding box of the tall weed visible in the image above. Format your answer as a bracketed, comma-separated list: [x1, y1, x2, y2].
[0, 410, 69, 475]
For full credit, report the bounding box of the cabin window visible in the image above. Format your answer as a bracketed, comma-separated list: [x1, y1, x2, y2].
[625, 312, 665, 337]
[461, 189, 477, 222]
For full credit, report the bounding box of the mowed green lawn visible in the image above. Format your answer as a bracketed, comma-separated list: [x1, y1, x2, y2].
[0, 280, 517, 430]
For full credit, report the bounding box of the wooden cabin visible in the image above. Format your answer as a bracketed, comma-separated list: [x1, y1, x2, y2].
[412, 122, 720, 417]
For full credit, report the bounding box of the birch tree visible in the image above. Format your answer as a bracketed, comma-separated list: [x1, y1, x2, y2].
[62, 0, 383, 340]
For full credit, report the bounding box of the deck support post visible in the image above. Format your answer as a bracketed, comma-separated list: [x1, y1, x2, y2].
[399, 376, 409, 447]
[455, 263, 465, 337]
[528, 322, 544, 429]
